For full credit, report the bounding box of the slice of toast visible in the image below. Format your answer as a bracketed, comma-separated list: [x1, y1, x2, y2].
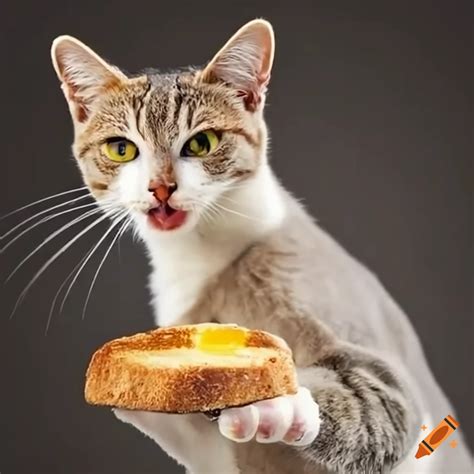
[85, 323, 298, 413]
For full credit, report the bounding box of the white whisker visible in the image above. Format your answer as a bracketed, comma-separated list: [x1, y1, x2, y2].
[202, 204, 221, 225]
[81, 215, 131, 321]
[59, 211, 127, 314]
[190, 199, 225, 227]
[212, 201, 259, 222]
[0, 202, 100, 253]
[222, 181, 251, 192]
[6, 207, 104, 282]
[8, 208, 121, 320]
[45, 248, 92, 335]
[199, 207, 213, 226]
[205, 201, 229, 221]
[219, 194, 244, 207]
[44, 203, 125, 333]
[0, 192, 92, 242]
[0, 186, 88, 223]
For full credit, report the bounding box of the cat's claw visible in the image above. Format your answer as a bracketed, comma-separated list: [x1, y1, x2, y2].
[218, 386, 320, 446]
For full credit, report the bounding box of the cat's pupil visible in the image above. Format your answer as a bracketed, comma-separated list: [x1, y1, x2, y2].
[195, 134, 209, 152]
[118, 142, 126, 156]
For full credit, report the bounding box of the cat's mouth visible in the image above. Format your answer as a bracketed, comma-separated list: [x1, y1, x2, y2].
[147, 203, 188, 231]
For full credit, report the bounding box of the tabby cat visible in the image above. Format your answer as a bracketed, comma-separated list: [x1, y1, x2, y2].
[50, 19, 471, 474]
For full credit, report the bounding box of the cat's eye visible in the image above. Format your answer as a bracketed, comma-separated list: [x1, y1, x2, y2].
[102, 138, 139, 163]
[181, 130, 219, 157]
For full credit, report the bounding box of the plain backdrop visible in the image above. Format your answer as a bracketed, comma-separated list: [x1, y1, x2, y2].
[0, 1, 472, 473]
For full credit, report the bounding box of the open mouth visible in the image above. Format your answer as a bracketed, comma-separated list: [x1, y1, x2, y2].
[147, 203, 187, 231]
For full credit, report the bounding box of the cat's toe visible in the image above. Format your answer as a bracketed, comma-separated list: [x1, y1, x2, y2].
[218, 404, 259, 442]
[282, 387, 320, 446]
[254, 397, 293, 443]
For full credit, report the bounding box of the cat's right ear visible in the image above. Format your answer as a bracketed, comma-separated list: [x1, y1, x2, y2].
[51, 36, 126, 123]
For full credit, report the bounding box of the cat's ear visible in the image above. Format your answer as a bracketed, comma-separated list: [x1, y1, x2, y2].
[201, 19, 275, 111]
[51, 36, 126, 123]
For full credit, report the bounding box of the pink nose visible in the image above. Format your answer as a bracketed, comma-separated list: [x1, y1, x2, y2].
[148, 182, 177, 204]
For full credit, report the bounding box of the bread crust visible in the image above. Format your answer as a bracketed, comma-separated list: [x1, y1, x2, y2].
[85, 324, 298, 413]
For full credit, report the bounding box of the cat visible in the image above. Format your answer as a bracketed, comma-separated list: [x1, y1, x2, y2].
[50, 19, 472, 474]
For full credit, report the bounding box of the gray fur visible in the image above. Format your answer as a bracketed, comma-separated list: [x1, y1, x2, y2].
[177, 190, 472, 473]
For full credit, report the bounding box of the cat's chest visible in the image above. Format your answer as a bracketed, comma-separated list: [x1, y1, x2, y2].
[148, 243, 233, 327]
[151, 271, 206, 326]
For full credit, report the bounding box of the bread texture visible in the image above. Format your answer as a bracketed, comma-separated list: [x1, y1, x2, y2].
[85, 323, 298, 413]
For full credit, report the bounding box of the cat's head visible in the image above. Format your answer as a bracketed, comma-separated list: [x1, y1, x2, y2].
[51, 20, 274, 236]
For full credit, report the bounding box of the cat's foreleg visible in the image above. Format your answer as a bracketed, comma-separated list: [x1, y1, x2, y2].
[295, 346, 419, 473]
[218, 344, 419, 474]
[114, 409, 240, 474]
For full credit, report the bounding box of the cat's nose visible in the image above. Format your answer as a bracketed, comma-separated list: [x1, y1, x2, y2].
[148, 182, 177, 204]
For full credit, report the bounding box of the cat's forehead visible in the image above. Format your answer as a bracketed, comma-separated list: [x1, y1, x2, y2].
[140, 72, 242, 147]
[145, 72, 238, 118]
[84, 71, 243, 152]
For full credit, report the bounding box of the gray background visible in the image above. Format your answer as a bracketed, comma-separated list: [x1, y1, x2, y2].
[0, 1, 471, 473]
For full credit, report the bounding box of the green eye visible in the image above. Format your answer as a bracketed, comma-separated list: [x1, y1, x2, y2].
[102, 138, 139, 163]
[182, 130, 219, 157]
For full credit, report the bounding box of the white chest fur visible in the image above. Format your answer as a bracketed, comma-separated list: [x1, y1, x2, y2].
[147, 235, 235, 326]
[139, 165, 286, 327]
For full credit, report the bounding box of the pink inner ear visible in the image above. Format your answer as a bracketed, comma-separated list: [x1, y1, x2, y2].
[64, 82, 89, 123]
[237, 89, 261, 112]
[236, 71, 270, 112]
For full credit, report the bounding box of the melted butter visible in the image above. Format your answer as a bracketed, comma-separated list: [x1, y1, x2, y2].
[196, 326, 247, 354]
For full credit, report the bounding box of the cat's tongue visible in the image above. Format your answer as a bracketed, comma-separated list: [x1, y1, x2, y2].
[148, 204, 187, 231]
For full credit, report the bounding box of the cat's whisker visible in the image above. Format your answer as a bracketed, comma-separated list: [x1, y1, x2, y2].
[221, 181, 252, 192]
[205, 201, 231, 223]
[45, 246, 94, 335]
[0, 185, 88, 223]
[0, 192, 92, 242]
[205, 201, 222, 218]
[80, 215, 132, 321]
[203, 204, 223, 224]
[218, 194, 245, 207]
[190, 200, 222, 226]
[0, 202, 101, 254]
[8, 208, 122, 320]
[217, 195, 260, 221]
[5, 207, 105, 282]
[58, 211, 128, 314]
[207, 202, 230, 225]
[199, 207, 215, 227]
[46, 206, 126, 332]
[212, 201, 259, 222]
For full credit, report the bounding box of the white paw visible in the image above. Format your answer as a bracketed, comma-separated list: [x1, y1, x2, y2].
[218, 386, 320, 446]
[113, 407, 154, 427]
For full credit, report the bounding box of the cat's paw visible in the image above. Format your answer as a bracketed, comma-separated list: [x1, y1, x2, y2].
[217, 386, 320, 446]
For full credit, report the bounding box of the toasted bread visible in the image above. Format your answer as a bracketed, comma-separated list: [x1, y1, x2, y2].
[85, 323, 298, 413]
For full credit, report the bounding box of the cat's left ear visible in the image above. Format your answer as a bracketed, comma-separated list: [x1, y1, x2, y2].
[51, 36, 126, 123]
[201, 19, 275, 111]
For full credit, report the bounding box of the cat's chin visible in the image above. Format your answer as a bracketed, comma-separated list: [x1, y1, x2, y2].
[147, 204, 188, 232]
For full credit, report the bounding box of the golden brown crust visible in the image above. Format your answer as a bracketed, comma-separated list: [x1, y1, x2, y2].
[85, 324, 298, 413]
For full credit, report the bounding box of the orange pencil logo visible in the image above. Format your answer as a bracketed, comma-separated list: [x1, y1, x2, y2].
[415, 414, 460, 459]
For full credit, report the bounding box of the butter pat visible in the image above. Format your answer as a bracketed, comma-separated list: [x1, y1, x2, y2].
[196, 326, 247, 354]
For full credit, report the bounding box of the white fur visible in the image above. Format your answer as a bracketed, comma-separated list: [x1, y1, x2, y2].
[114, 156, 291, 472]
[115, 386, 320, 473]
[114, 409, 240, 474]
[218, 387, 320, 446]
[142, 163, 285, 327]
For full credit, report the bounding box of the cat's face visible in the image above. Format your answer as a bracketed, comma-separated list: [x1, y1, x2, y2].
[51, 20, 274, 235]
